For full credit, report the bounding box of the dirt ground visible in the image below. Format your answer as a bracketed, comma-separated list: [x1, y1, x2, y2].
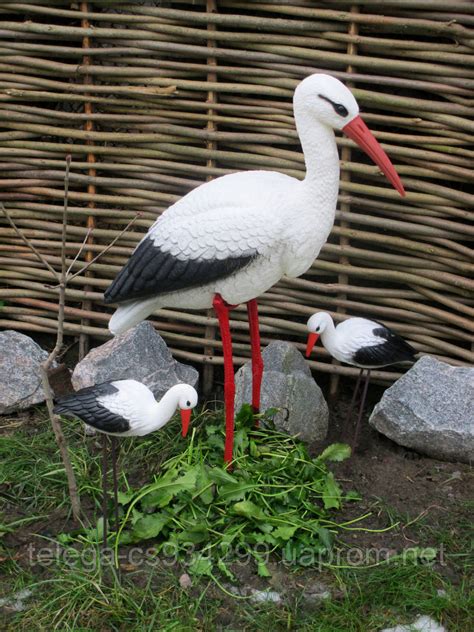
[317, 379, 473, 584]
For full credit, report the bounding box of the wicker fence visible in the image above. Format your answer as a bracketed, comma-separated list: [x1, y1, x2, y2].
[0, 1, 473, 392]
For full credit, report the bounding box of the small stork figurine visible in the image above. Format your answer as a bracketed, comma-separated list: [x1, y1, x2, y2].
[306, 312, 417, 449]
[54, 380, 198, 544]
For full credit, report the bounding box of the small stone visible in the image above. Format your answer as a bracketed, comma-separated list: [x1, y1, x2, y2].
[72, 322, 199, 400]
[250, 588, 282, 604]
[0, 331, 54, 414]
[179, 573, 192, 589]
[369, 356, 474, 464]
[234, 341, 328, 444]
[0, 588, 33, 612]
[301, 580, 331, 603]
[380, 615, 446, 632]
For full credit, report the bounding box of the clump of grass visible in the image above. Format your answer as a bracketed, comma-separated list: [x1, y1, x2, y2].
[0, 410, 102, 515]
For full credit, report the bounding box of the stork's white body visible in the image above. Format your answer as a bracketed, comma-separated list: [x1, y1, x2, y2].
[94, 380, 179, 437]
[54, 381, 198, 437]
[307, 313, 417, 369]
[108, 76, 343, 335]
[320, 318, 388, 366]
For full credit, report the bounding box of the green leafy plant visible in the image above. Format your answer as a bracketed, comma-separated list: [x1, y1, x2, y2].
[63, 405, 356, 579]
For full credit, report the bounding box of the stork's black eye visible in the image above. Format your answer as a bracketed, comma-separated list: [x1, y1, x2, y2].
[186, 400, 191, 407]
[318, 94, 349, 118]
[334, 103, 349, 117]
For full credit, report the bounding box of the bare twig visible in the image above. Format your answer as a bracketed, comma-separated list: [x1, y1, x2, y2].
[64, 212, 142, 284]
[40, 156, 81, 521]
[65, 226, 94, 278]
[0, 203, 59, 281]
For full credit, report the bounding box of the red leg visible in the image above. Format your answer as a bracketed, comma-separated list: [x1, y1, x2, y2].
[213, 294, 235, 464]
[247, 299, 263, 416]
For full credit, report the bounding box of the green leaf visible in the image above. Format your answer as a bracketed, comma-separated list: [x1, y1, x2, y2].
[322, 472, 342, 509]
[253, 553, 271, 577]
[249, 440, 259, 457]
[196, 465, 214, 505]
[345, 490, 362, 502]
[235, 403, 254, 428]
[217, 558, 236, 580]
[188, 555, 213, 577]
[177, 524, 209, 544]
[316, 526, 332, 550]
[130, 508, 144, 526]
[249, 531, 277, 545]
[141, 468, 198, 510]
[232, 500, 267, 521]
[219, 481, 257, 502]
[207, 467, 238, 485]
[117, 490, 134, 505]
[273, 525, 298, 541]
[318, 443, 351, 463]
[132, 513, 169, 540]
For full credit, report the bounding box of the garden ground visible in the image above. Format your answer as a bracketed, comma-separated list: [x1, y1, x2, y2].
[0, 377, 472, 631]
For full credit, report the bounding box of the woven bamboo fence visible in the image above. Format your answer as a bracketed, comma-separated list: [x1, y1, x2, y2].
[0, 1, 473, 393]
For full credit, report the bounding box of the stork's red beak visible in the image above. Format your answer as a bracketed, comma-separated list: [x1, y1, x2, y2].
[306, 333, 320, 358]
[180, 409, 192, 437]
[343, 116, 405, 197]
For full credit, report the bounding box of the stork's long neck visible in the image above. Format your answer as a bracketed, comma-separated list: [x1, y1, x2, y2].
[295, 108, 340, 206]
[320, 318, 337, 353]
[149, 390, 179, 431]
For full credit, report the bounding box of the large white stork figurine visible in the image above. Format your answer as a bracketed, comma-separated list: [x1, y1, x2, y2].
[104, 74, 405, 464]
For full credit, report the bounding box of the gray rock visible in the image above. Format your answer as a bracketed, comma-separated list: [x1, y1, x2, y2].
[0, 331, 51, 414]
[72, 322, 198, 399]
[234, 341, 328, 443]
[369, 356, 474, 463]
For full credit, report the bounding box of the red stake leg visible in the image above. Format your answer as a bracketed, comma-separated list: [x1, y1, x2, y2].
[247, 299, 263, 416]
[213, 294, 236, 464]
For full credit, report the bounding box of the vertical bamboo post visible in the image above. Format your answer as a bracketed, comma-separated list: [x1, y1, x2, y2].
[202, 0, 219, 397]
[79, 1, 97, 359]
[329, 5, 359, 400]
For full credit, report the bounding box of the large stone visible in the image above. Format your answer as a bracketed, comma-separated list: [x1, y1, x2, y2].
[234, 341, 328, 443]
[72, 322, 199, 399]
[369, 356, 473, 463]
[0, 330, 51, 414]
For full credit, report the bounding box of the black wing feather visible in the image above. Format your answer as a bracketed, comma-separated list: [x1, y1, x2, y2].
[104, 236, 256, 304]
[353, 325, 417, 367]
[54, 382, 130, 434]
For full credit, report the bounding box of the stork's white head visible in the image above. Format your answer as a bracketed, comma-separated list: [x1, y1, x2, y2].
[168, 383, 198, 437]
[294, 74, 359, 131]
[307, 312, 333, 335]
[294, 73, 405, 196]
[305, 312, 333, 357]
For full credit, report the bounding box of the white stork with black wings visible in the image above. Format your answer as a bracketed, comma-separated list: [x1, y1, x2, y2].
[306, 312, 417, 449]
[104, 73, 405, 464]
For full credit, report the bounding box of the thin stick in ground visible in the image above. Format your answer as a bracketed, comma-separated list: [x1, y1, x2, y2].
[1, 158, 142, 523]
